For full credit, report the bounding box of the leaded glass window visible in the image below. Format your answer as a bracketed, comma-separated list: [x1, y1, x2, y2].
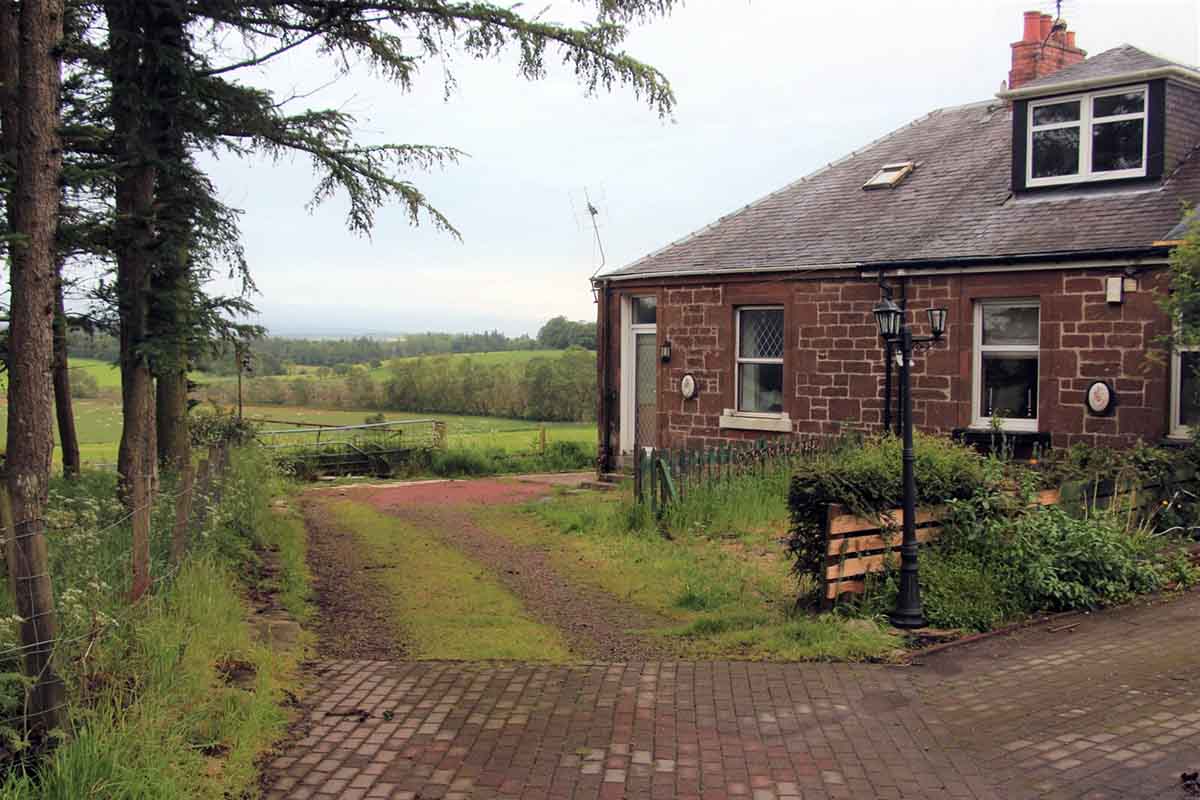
[736, 307, 784, 414]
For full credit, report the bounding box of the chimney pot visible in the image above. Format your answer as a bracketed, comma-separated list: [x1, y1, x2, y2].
[1009, 11, 1087, 90]
[1022, 10, 1042, 41]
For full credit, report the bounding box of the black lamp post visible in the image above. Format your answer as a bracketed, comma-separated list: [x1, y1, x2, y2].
[872, 297, 948, 630]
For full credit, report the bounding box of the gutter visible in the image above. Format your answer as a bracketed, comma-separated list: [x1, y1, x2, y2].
[593, 262, 859, 283]
[997, 65, 1200, 100]
[863, 247, 1169, 273]
[595, 248, 1170, 284]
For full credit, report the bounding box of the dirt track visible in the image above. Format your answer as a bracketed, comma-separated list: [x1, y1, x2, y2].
[306, 475, 670, 661]
[301, 498, 409, 660]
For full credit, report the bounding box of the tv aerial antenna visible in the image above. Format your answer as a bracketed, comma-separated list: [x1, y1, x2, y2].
[585, 188, 608, 300]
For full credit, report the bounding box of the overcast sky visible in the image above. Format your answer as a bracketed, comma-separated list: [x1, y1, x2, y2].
[199, 0, 1200, 338]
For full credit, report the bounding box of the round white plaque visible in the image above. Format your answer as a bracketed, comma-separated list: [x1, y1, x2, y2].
[1086, 381, 1113, 415]
[680, 373, 698, 400]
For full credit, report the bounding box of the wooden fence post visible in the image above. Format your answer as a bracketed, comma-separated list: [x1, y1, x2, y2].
[191, 458, 212, 536]
[171, 462, 195, 567]
[539, 426, 546, 454]
[130, 473, 153, 602]
[0, 480, 64, 733]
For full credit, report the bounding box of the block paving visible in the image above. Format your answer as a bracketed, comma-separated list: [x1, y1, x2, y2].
[265, 592, 1200, 799]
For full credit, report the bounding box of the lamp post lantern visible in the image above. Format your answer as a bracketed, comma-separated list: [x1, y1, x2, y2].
[872, 297, 948, 630]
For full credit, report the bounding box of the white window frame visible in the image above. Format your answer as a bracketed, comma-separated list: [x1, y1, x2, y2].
[619, 295, 657, 455]
[1026, 84, 1148, 188]
[731, 305, 785, 417]
[972, 299, 1040, 432]
[1170, 344, 1200, 439]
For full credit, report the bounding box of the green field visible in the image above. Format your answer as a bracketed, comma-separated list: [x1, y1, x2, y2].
[25, 351, 594, 466]
[9, 399, 593, 466]
[68, 358, 231, 388]
[242, 405, 594, 451]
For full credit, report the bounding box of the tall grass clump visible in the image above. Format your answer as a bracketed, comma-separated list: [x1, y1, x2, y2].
[659, 466, 793, 541]
[0, 445, 306, 798]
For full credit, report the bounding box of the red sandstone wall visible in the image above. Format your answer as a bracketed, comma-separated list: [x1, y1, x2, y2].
[605, 267, 1170, 452]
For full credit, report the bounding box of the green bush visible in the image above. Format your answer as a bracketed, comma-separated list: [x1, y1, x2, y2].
[864, 492, 1192, 631]
[190, 406, 259, 447]
[69, 370, 100, 399]
[786, 434, 990, 581]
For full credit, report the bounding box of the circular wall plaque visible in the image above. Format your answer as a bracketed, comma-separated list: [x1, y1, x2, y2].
[1085, 380, 1115, 416]
[680, 373, 698, 400]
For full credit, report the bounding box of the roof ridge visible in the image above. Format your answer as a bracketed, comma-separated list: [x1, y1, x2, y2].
[599, 101, 995, 279]
[1110, 42, 1199, 70]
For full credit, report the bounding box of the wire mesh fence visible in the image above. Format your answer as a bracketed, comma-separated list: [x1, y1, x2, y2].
[0, 442, 237, 738]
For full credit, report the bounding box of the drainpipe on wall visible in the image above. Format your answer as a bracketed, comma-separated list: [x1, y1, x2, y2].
[895, 279, 908, 436]
[594, 279, 611, 476]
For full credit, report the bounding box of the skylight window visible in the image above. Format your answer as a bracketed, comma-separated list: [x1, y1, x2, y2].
[863, 161, 915, 190]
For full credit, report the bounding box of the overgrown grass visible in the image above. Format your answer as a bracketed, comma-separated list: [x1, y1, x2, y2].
[472, 491, 898, 662]
[659, 467, 792, 545]
[323, 500, 571, 661]
[0, 446, 308, 798]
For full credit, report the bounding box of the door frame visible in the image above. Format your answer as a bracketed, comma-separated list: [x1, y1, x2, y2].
[619, 294, 657, 455]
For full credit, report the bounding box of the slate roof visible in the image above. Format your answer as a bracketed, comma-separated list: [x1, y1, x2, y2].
[602, 47, 1200, 281]
[1018, 44, 1196, 92]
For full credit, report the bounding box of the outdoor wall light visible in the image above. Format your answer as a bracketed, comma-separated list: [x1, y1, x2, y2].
[661, 340, 672, 363]
[927, 307, 948, 338]
[873, 298, 903, 339]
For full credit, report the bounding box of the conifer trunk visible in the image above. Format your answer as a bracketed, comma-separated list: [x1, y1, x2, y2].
[156, 369, 189, 468]
[106, 0, 157, 598]
[53, 270, 81, 479]
[5, 0, 67, 735]
[147, 0, 193, 472]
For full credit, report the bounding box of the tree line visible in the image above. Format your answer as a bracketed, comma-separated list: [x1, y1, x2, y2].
[0, 0, 674, 738]
[66, 315, 597, 376]
[203, 349, 597, 423]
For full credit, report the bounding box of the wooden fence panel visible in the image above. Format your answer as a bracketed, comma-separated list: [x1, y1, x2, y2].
[821, 480, 1192, 603]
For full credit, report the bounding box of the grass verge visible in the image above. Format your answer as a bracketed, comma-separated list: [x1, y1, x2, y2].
[323, 500, 571, 661]
[0, 446, 309, 798]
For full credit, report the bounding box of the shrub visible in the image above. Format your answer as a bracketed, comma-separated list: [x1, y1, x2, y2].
[190, 406, 258, 447]
[786, 434, 990, 581]
[1003, 504, 1165, 610]
[70, 369, 100, 399]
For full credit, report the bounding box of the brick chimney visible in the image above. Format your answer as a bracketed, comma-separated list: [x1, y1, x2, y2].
[1008, 10, 1086, 90]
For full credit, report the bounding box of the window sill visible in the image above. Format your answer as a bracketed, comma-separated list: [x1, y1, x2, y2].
[718, 411, 792, 433]
[969, 420, 1038, 434]
[954, 428, 1050, 449]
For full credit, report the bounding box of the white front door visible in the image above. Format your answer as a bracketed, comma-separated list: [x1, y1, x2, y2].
[620, 295, 658, 455]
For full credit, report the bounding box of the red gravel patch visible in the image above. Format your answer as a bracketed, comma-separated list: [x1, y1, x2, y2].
[319, 478, 556, 508]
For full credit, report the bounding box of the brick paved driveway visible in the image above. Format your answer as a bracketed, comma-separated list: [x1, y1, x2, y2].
[264, 592, 1200, 800]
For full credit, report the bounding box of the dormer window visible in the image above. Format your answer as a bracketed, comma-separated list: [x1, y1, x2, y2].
[1027, 85, 1147, 187]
